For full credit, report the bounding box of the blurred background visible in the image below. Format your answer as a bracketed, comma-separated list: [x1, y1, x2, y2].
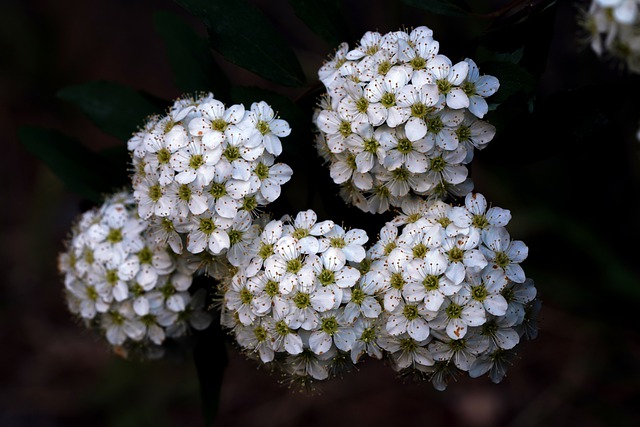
[2, 0, 640, 426]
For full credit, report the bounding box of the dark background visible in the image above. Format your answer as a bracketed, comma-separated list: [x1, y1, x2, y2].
[3, 0, 640, 426]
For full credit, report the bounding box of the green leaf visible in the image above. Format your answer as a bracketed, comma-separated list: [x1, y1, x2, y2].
[477, 0, 558, 80]
[57, 80, 165, 141]
[401, 0, 467, 17]
[480, 60, 536, 104]
[153, 10, 230, 99]
[173, 0, 306, 87]
[287, 0, 349, 47]
[18, 126, 124, 203]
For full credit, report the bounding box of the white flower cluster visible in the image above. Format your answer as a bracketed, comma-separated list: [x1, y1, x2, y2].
[219, 194, 539, 389]
[364, 192, 537, 389]
[582, 0, 640, 73]
[128, 92, 293, 263]
[58, 191, 213, 358]
[219, 209, 371, 380]
[312, 26, 499, 214]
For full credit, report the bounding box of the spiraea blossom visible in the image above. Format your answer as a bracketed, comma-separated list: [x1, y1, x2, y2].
[360, 191, 539, 390]
[219, 209, 372, 380]
[128, 92, 293, 268]
[58, 191, 213, 358]
[580, 0, 640, 73]
[312, 26, 500, 213]
[217, 193, 538, 389]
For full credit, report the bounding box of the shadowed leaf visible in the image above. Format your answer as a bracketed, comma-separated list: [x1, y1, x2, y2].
[174, 0, 306, 87]
[287, 0, 349, 47]
[57, 80, 164, 141]
[153, 10, 230, 99]
[19, 126, 124, 203]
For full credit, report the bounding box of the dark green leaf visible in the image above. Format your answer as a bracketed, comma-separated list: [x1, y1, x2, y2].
[57, 80, 165, 141]
[480, 60, 536, 104]
[287, 0, 349, 47]
[153, 10, 230, 99]
[401, 0, 467, 17]
[173, 0, 306, 87]
[18, 126, 124, 203]
[477, 0, 558, 80]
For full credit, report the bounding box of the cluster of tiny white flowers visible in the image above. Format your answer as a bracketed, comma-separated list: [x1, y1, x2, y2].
[312, 26, 499, 214]
[581, 0, 640, 73]
[219, 209, 372, 381]
[58, 191, 213, 358]
[218, 194, 539, 389]
[363, 192, 538, 389]
[127, 92, 293, 267]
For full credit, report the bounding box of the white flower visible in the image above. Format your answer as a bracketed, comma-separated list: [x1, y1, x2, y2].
[234, 317, 277, 362]
[501, 278, 537, 326]
[395, 82, 442, 141]
[283, 210, 335, 254]
[134, 173, 173, 219]
[248, 270, 292, 320]
[461, 58, 499, 118]
[428, 329, 489, 371]
[377, 329, 434, 370]
[102, 302, 146, 346]
[246, 218, 283, 276]
[430, 290, 486, 340]
[480, 227, 529, 283]
[307, 250, 360, 309]
[169, 139, 220, 188]
[341, 280, 382, 324]
[321, 224, 369, 263]
[468, 347, 517, 383]
[440, 229, 487, 285]
[423, 145, 469, 190]
[225, 269, 259, 325]
[264, 235, 308, 290]
[165, 181, 208, 218]
[252, 155, 293, 204]
[457, 111, 496, 156]
[476, 315, 520, 351]
[146, 216, 183, 254]
[226, 210, 259, 267]
[350, 317, 384, 363]
[379, 125, 431, 173]
[396, 35, 440, 82]
[367, 223, 398, 260]
[267, 317, 304, 356]
[329, 151, 374, 190]
[385, 299, 434, 341]
[449, 192, 511, 233]
[284, 286, 336, 330]
[188, 99, 245, 148]
[424, 55, 470, 109]
[185, 213, 232, 255]
[337, 79, 384, 127]
[241, 101, 291, 156]
[463, 267, 509, 317]
[346, 30, 384, 60]
[316, 108, 361, 154]
[403, 250, 461, 311]
[309, 309, 356, 354]
[318, 42, 350, 89]
[364, 65, 412, 126]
